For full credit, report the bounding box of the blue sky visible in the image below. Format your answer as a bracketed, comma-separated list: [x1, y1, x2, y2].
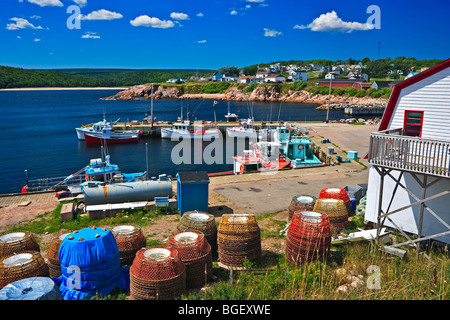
[1, 0, 449, 69]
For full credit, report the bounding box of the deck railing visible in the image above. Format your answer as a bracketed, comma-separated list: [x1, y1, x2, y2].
[368, 129, 450, 178]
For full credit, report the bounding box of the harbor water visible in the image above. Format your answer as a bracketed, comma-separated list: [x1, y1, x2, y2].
[0, 89, 348, 194]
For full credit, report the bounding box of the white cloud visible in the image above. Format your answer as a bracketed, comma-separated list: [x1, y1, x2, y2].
[246, 0, 265, 2]
[25, 0, 63, 7]
[294, 10, 374, 33]
[130, 16, 175, 29]
[196, 13, 204, 17]
[170, 12, 189, 20]
[6, 18, 43, 30]
[230, 10, 238, 15]
[80, 9, 123, 21]
[263, 28, 282, 37]
[30, 15, 41, 19]
[72, 0, 87, 7]
[197, 40, 206, 43]
[33, 38, 41, 42]
[81, 32, 100, 39]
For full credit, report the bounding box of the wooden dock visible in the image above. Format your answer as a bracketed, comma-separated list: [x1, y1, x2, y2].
[113, 121, 289, 136]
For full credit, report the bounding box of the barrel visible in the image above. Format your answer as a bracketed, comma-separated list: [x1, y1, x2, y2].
[318, 188, 351, 212]
[177, 211, 217, 257]
[130, 247, 186, 300]
[313, 198, 349, 232]
[285, 211, 331, 265]
[166, 231, 212, 289]
[0, 251, 49, 289]
[57, 227, 130, 300]
[288, 195, 317, 221]
[0, 232, 40, 259]
[111, 225, 146, 266]
[83, 180, 173, 205]
[217, 214, 261, 268]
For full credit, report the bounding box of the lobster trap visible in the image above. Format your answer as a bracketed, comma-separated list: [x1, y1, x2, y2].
[47, 233, 70, 278]
[0, 232, 40, 259]
[318, 187, 351, 213]
[288, 195, 317, 221]
[166, 231, 212, 289]
[285, 211, 331, 266]
[111, 225, 146, 266]
[177, 211, 218, 257]
[217, 214, 262, 268]
[313, 198, 349, 232]
[0, 251, 49, 289]
[130, 247, 186, 300]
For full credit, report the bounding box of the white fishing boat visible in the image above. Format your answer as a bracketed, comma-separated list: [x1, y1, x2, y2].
[161, 120, 220, 139]
[226, 119, 258, 139]
[76, 119, 141, 144]
[224, 100, 239, 122]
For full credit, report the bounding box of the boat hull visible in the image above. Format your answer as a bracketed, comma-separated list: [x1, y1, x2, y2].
[227, 128, 257, 139]
[84, 133, 139, 144]
[161, 128, 220, 140]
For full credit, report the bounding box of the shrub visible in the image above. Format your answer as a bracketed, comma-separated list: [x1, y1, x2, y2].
[246, 82, 258, 92]
[202, 82, 231, 93]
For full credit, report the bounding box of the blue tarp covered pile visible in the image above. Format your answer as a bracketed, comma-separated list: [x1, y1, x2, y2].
[56, 226, 130, 300]
[0, 277, 62, 300]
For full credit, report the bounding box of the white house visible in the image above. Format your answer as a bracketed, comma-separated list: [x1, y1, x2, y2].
[365, 59, 450, 245]
[221, 73, 238, 82]
[265, 74, 286, 83]
[288, 70, 307, 82]
[325, 73, 336, 80]
[270, 63, 281, 72]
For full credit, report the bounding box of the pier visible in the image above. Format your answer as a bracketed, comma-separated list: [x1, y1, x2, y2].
[113, 120, 288, 137]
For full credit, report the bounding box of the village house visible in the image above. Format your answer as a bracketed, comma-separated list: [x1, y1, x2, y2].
[212, 71, 223, 81]
[264, 74, 286, 83]
[365, 59, 450, 248]
[288, 70, 307, 82]
[238, 75, 255, 84]
[221, 73, 238, 82]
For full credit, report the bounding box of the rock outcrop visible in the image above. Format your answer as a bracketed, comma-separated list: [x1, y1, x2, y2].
[104, 83, 388, 107]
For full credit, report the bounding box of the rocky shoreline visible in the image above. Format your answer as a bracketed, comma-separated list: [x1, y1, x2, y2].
[102, 84, 388, 108]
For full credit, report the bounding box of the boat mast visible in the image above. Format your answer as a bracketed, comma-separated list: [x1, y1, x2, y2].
[150, 83, 154, 127]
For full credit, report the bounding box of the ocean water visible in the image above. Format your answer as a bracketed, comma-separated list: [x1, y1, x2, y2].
[0, 89, 347, 194]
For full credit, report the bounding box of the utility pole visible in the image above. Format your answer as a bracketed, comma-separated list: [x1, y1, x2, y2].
[326, 76, 332, 123]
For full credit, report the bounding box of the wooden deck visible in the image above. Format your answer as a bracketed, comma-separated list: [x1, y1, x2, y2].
[368, 128, 450, 178]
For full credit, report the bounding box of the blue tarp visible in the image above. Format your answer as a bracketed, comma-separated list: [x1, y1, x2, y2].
[57, 227, 129, 300]
[0, 277, 62, 300]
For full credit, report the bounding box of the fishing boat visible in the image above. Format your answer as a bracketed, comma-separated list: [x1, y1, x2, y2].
[227, 118, 258, 139]
[224, 101, 239, 122]
[21, 153, 146, 194]
[282, 136, 322, 169]
[161, 120, 220, 140]
[76, 119, 141, 144]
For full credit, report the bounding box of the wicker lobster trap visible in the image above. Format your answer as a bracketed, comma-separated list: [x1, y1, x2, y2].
[130, 247, 186, 300]
[166, 231, 212, 289]
[313, 198, 349, 232]
[285, 211, 331, 266]
[0, 251, 49, 289]
[0, 232, 40, 259]
[111, 225, 146, 265]
[288, 195, 317, 221]
[318, 188, 351, 212]
[177, 211, 218, 257]
[217, 214, 261, 268]
[47, 233, 70, 278]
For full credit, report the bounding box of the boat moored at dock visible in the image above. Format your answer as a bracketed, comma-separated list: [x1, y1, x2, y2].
[76, 119, 141, 144]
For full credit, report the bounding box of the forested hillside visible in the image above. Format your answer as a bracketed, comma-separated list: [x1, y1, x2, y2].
[0, 66, 213, 88]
